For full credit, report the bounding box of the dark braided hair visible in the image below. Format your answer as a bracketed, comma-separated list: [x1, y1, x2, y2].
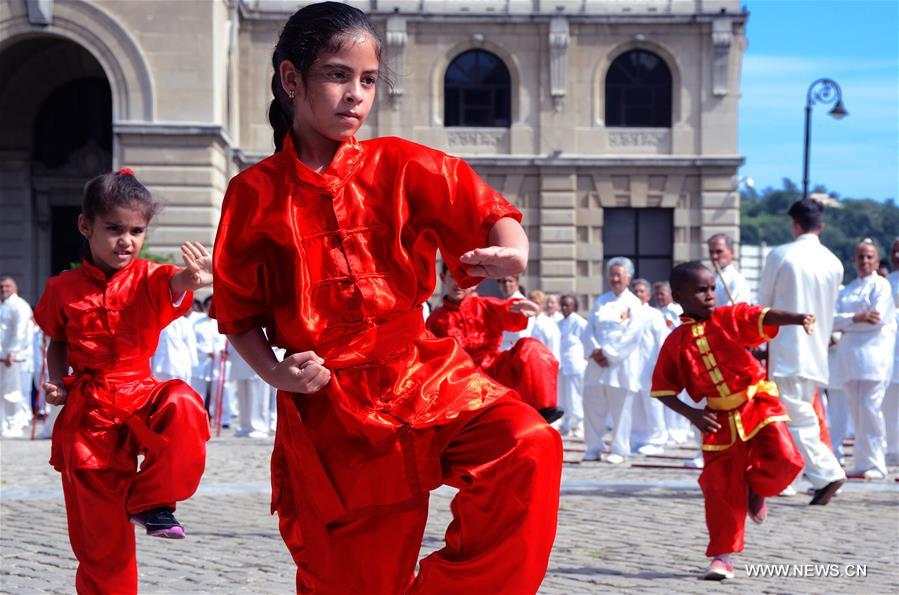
[82, 168, 160, 222]
[269, 2, 384, 152]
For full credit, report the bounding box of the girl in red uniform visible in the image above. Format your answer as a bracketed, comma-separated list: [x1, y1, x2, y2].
[211, 2, 562, 592]
[33, 169, 212, 594]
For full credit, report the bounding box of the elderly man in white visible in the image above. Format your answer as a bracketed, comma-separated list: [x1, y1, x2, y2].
[707, 233, 753, 305]
[886, 238, 899, 466]
[758, 199, 846, 505]
[832, 240, 897, 479]
[556, 294, 587, 437]
[630, 278, 670, 455]
[581, 257, 647, 463]
[0, 276, 34, 437]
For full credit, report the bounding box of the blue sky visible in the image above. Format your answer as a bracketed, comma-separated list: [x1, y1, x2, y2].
[740, 0, 898, 201]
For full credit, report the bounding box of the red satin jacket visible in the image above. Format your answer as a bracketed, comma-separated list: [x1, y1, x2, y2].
[426, 295, 527, 369]
[651, 303, 789, 451]
[33, 258, 192, 470]
[211, 134, 522, 521]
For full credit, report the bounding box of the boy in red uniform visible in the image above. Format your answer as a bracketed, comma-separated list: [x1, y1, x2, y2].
[427, 266, 562, 422]
[650, 261, 808, 580]
[33, 169, 212, 594]
[211, 3, 562, 592]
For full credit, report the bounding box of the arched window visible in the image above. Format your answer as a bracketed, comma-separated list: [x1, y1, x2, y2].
[605, 50, 672, 127]
[444, 50, 511, 127]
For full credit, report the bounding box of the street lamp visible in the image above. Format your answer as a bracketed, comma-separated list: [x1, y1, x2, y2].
[803, 78, 848, 199]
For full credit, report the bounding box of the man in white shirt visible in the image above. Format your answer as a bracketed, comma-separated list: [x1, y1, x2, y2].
[757, 199, 845, 505]
[0, 277, 34, 437]
[498, 274, 532, 351]
[707, 234, 753, 306]
[630, 278, 669, 455]
[527, 290, 561, 361]
[545, 294, 563, 322]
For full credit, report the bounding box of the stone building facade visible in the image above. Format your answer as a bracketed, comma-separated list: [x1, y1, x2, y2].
[1, 0, 747, 306]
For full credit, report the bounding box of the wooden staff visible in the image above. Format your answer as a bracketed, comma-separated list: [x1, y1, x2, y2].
[711, 260, 735, 306]
[212, 340, 229, 438]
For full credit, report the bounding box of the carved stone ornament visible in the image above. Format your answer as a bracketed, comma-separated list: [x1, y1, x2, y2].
[712, 18, 732, 97]
[26, 0, 53, 26]
[385, 16, 407, 105]
[549, 16, 569, 112]
[447, 128, 507, 148]
[608, 129, 669, 149]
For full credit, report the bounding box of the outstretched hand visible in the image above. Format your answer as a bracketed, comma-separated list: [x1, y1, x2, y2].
[175, 242, 213, 292]
[802, 313, 816, 335]
[458, 246, 527, 279]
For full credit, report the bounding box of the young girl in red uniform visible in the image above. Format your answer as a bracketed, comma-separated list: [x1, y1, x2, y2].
[211, 3, 562, 592]
[651, 262, 808, 580]
[33, 169, 212, 594]
[427, 265, 562, 422]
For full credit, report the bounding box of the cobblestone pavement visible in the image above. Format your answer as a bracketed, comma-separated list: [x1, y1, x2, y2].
[2, 432, 897, 594]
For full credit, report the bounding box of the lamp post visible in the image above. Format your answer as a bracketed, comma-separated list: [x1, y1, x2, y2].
[803, 78, 848, 199]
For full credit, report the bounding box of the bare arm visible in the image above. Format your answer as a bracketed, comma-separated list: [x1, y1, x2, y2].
[227, 327, 330, 394]
[42, 338, 69, 405]
[458, 217, 529, 278]
[763, 308, 816, 335]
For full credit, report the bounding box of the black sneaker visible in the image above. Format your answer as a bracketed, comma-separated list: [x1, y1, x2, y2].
[538, 407, 564, 424]
[129, 507, 185, 539]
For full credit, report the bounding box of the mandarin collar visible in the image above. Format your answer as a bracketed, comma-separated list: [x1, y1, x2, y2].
[80, 257, 137, 284]
[278, 133, 363, 193]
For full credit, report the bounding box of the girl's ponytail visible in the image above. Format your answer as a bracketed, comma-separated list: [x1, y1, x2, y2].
[269, 69, 292, 152]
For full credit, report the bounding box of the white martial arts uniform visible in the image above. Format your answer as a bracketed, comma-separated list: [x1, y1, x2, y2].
[0, 293, 34, 437]
[631, 303, 670, 451]
[758, 233, 846, 489]
[715, 262, 753, 306]
[825, 334, 851, 463]
[531, 312, 561, 361]
[557, 312, 587, 436]
[152, 315, 199, 384]
[581, 289, 647, 459]
[550, 311, 563, 323]
[500, 290, 531, 351]
[194, 314, 233, 427]
[832, 273, 897, 476]
[229, 349, 271, 438]
[886, 271, 899, 464]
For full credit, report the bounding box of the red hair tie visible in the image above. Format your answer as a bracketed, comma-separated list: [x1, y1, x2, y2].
[117, 167, 135, 176]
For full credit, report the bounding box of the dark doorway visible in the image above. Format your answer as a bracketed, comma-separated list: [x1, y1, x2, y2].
[50, 206, 83, 276]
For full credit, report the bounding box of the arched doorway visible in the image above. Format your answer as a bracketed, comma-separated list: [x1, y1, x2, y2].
[0, 36, 112, 302]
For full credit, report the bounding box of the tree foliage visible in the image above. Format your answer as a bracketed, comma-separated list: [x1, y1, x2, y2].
[741, 179, 898, 282]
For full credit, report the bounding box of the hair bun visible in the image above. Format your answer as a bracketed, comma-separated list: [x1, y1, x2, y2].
[116, 167, 136, 176]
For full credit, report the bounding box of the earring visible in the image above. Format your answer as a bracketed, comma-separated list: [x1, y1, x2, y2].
[287, 89, 295, 99]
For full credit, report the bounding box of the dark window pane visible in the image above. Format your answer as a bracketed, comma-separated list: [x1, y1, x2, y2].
[638, 209, 673, 254]
[635, 258, 673, 284]
[605, 50, 672, 127]
[444, 49, 512, 127]
[603, 209, 636, 254]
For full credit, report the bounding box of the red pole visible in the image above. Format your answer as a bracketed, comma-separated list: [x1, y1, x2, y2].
[212, 340, 229, 438]
[31, 335, 49, 440]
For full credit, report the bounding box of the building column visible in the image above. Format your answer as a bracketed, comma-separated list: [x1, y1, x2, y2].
[537, 170, 577, 296]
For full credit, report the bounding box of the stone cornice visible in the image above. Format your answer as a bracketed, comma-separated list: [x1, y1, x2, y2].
[113, 121, 235, 147]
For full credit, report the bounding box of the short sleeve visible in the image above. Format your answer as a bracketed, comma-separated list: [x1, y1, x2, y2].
[410, 149, 522, 288]
[210, 178, 272, 335]
[650, 333, 686, 398]
[33, 277, 67, 340]
[722, 303, 779, 347]
[146, 262, 192, 325]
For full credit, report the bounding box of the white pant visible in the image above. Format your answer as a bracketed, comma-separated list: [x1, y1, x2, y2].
[631, 390, 667, 448]
[825, 386, 851, 461]
[0, 363, 31, 437]
[842, 379, 887, 476]
[884, 383, 899, 459]
[234, 376, 271, 436]
[775, 375, 846, 488]
[663, 391, 694, 444]
[583, 384, 634, 457]
[36, 404, 62, 440]
[558, 372, 584, 433]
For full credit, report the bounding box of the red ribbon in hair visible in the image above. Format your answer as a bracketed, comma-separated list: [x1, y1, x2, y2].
[117, 167, 135, 176]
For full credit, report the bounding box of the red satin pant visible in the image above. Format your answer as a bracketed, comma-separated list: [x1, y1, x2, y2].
[277, 399, 563, 594]
[699, 420, 804, 557]
[488, 338, 559, 411]
[59, 382, 209, 594]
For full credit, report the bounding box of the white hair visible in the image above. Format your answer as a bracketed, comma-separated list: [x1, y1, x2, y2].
[606, 257, 635, 278]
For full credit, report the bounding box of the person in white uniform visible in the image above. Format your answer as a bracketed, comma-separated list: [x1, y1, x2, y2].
[757, 199, 846, 505]
[708, 234, 753, 305]
[630, 278, 669, 455]
[528, 290, 561, 361]
[497, 274, 532, 350]
[556, 294, 587, 437]
[581, 257, 647, 463]
[652, 282, 693, 447]
[0, 277, 34, 437]
[545, 294, 563, 323]
[825, 330, 852, 464]
[832, 239, 897, 479]
[152, 310, 198, 384]
[228, 348, 271, 438]
[885, 238, 899, 465]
